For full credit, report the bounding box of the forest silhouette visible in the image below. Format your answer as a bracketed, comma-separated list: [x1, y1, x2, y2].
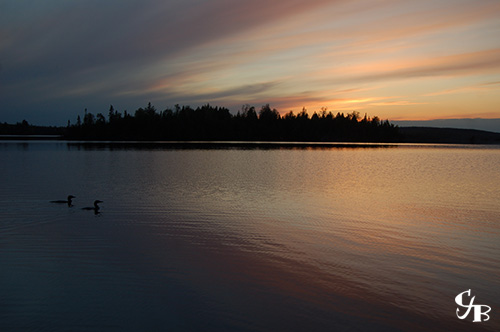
[65, 103, 400, 142]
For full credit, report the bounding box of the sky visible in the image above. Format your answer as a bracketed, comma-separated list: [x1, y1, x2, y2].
[1, 0, 500, 130]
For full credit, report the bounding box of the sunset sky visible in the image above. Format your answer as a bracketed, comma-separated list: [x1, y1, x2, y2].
[1, 0, 500, 128]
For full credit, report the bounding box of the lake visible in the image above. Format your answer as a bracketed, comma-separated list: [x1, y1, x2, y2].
[1, 141, 499, 331]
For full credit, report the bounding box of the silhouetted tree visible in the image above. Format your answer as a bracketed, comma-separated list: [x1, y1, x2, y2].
[258, 104, 280, 121]
[108, 105, 115, 122]
[96, 113, 106, 124]
[65, 102, 400, 142]
[83, 111, 95, 126]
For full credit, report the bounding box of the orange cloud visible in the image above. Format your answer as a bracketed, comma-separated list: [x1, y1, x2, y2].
[424, 81, 500, 96]
[332, 49, 500, 84]
[370, 101, 427, 106]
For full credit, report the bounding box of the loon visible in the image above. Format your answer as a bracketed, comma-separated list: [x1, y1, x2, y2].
[51, 195, 75, 207]
[82, 200, 103, 214]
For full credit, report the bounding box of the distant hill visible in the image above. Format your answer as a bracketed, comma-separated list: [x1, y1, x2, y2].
[393, 118, 500, 133]
[0, 121, 64, 137]
[3, 117, 500, 144]
[399, 127, 500, 144]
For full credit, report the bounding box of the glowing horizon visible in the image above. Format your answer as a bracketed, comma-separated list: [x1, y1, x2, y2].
[1, 0, 499, 125]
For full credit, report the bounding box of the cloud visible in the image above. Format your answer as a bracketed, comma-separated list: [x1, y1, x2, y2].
[335, 49, 500, 84]
[370, 101, 426, 106]
[1, 0, 339, 101]
[2, 0, 337, 68]
[424, 81, 500, 96]
[342, 0, 500, 47]
[1, 0, 500, 124]
[165, 81, 283, 105]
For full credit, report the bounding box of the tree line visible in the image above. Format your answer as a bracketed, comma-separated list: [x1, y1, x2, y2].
[0, 120, 64, 136]
[65, 103, 400, 142]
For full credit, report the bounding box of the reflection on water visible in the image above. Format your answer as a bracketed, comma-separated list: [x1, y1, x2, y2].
[0, 141, 499, 331]
[65, 141, 400, 151]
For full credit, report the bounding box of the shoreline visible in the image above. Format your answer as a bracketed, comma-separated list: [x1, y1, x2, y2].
[2, 125, 500, 145]
[0, 135, 500, 149]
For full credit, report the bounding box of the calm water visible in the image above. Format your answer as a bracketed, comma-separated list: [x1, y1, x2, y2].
[1, 141, 499, 331]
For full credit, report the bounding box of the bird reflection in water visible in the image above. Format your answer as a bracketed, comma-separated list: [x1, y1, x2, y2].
[50, 195, 75, 207]
[82, 200, 103, 215]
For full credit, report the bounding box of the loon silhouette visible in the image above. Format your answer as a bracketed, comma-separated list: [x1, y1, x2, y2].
[51, 195, 75, 207]
[82, 200, 103, 214]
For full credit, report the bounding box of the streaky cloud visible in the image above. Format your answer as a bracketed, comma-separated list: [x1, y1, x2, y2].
[425, 81, 500, 96]
[1, 0, 499, 124]
[341, 49, 500, 83]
